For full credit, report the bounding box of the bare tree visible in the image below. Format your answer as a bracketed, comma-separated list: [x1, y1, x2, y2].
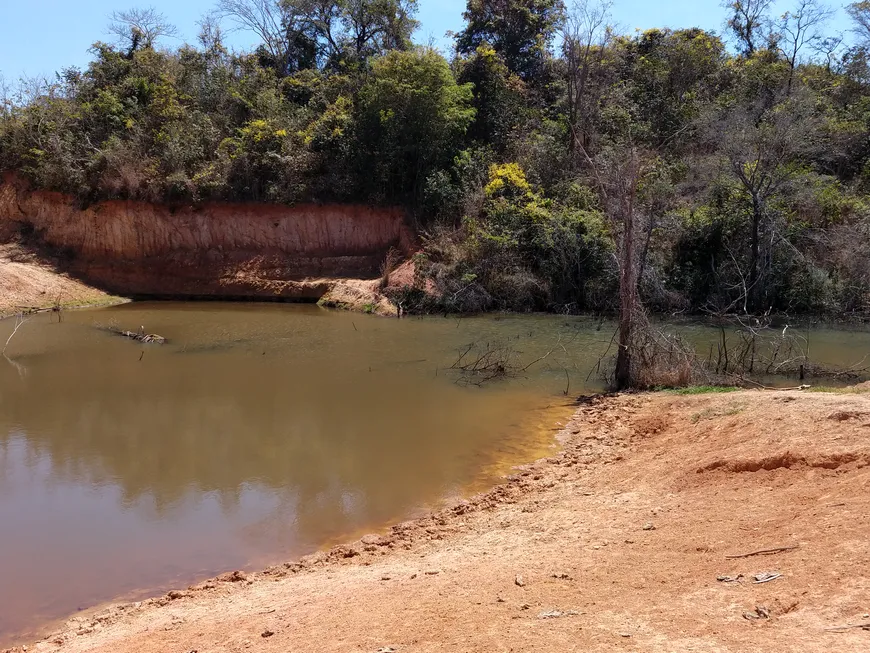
[12, 75, 61, 152]
[847, 1, 870, 44]
[723, 0, 774, 55]
[0, 74, 13, 118]
[812, 35, 844, 72]
[196, 13, 226, 51]
[560, 0, 612, 157]
[215, 0, 300, 74]
[605, 147, 644, 389]
[706, 90, 819, 312]
[776, 0, 833, 93]
[108, 7, 179, 52]
[577, 128, 671, 389]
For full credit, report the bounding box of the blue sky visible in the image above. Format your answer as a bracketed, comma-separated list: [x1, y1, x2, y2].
[0, 0, 855, 81]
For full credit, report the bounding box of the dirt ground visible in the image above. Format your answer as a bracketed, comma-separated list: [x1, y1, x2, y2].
[0, 240, 403, 318]
[7, 389, 870, 653]
[0, 244, 115, 318]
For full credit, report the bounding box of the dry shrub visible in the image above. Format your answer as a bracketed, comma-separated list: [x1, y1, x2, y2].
[702, 318, 869, 382]
[379, 247, 400, 290]
[486, 269, 549, 312]
[616, 316, 863, 390]
[705, 319, 807, 378]
[806, 220, 870, 313]
[97, 144, 158, 201]
[620, 312, 698, 390]
[417, 225, 495, 313]
[449, 340, 519, 386]
[597, 306, 707, 391]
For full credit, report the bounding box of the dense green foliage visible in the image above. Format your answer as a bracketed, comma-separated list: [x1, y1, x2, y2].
[3, 0, 870, 316]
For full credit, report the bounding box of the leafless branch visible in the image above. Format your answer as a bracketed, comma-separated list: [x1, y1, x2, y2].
[108, 6, 179, 50]
[2, 314, 31, 356]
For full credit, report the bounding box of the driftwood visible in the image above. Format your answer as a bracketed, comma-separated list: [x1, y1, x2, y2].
[450, 341, 516, 385]
[731, 378, 812, 392]
[825, 623, 870, 633]
[100, 325, 167, 344]
[753, 572, 782, 584]
[2, 316, 31, 355]
[725, 545, 800, 559]
[118, 330, 166, 344]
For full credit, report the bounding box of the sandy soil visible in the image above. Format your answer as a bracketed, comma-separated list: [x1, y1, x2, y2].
[317, 277, 399, 316]
[6, 389, 870, 653]
[0, 244, 116, 318]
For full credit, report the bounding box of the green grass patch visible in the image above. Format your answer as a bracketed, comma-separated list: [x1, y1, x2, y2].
[806, 385, 870, 395]
[662, 385, 741, 395]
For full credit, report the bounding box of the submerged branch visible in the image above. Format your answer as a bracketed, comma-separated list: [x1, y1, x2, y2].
[2, 314, 31, 356]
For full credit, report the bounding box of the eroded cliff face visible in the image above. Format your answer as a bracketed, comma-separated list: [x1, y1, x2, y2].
[0, 175, 413, 301]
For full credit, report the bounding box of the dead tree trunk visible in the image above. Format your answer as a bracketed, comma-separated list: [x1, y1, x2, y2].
[580, 141, 655, 391]
[748, 194, 762, 311]
[613, 151, 643, 391]
[614, 206, 636, 390]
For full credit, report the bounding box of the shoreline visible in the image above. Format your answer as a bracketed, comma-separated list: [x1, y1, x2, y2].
[6, 388, 870, 652]
[0, 396, 575, 649]
[4, 238, 870, 325]
[2, 400, 583, 650]
[0, 297, 130, 322]
[0, 243, 126, 320]
[0, 240, 407, 320]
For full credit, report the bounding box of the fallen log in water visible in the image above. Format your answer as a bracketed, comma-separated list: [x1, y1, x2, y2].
[118, 330, 167, 344]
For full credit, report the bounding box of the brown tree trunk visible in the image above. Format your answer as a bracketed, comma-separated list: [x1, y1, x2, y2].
[748, 195, 761, 312]
[614, 203, 636, 391]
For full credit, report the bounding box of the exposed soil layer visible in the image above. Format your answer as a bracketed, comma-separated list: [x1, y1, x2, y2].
[0, 175, 413, 304]
[0, 243, 117, 318]
[7, 389, 870, 653]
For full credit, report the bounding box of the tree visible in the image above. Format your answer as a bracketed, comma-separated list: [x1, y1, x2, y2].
[108, 7, 179, 54]
[338, 0, 419, 64]
[456, 0, 565, 79]
[847, 1, 870, 44]
[215, 0, 317, 75]
[290, 0, 420, 68]
[560, 0, 612, 156]
[457, 44, 525, 150]
[706, 91, 820, 311]
[215, 0, 418, 74]
[0, 74, 13, 119]
[620, 28, 727, 148]
[723, 0, 773, 56]
[573, 79, 675, 387]
[355, 48, 475, 201]
[578, 139, 677, 389]
[812, 35, 844, 72]
[776, 0, 833, 94]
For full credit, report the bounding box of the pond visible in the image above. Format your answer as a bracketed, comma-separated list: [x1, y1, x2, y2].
[1, 303, 868, 644]
[0, 303, 600, 644]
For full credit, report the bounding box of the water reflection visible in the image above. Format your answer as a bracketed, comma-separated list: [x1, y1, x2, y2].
[4, 304, 867, 643]
[0, 304, 578, 642]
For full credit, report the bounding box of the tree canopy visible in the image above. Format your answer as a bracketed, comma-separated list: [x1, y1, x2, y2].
[2, 0, 870, 316]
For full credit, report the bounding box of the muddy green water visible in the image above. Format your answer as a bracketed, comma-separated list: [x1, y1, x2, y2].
[0, 303, 868, 644]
